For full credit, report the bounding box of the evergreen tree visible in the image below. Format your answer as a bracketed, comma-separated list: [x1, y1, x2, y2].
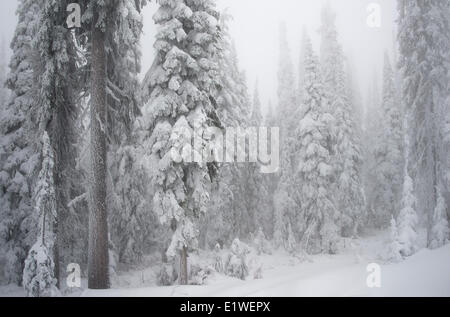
[397, 162, 419, 257]
[387, 217, 403, 262]
[84, 0, 111, 290]
[295, 34, 337, 254]
[363, 72, 385, 228]
[77, 0, 145, 288]
[0, 0, 43, 285]
[398, 0, 450, 246]
[102, 0, 147, 266]
[373, 53, 404, 227]
[429, 188, 449, 249]
[141, 0, 222, 285]
[32, 0, 88, 287]
[277, 22, 296, 129]
[274, 23, 302, 248]
[199, 12, 253, 249]
[319, 4, 365, 237]
[297, 28, 308, 102]
[22, 132, 58, 297]
[251, 83, 263, 126]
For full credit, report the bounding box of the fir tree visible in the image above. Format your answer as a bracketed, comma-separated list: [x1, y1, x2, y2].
[22, 132, 58, 297]
[0, 0, 43, 285]
[397, 164, 419, 257]
[141, 0, 222, 285]
[295, 34, 337, 254]
[387, 217, 403, 262]
[398, 0, 450, 246]
[429, 188, 450, 249]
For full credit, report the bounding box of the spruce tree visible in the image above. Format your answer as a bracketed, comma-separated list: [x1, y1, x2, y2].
[319, 4, 365, 237]
[141, 0, 222, 285]
[429, 188, 449, 249]
[295, 34, 337, 254]
[22, 132, 58, 297]
[373, 53, 403, 227]
[398, 0, 450, 246]
[0, 0, 43, 285]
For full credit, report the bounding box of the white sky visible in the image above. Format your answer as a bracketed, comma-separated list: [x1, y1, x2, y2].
[141, 0, 397, 114]
[1, 0, 398, 115]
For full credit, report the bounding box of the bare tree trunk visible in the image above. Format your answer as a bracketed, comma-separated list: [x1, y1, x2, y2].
[179, 247, 188, 285]
[88, 9, 110, 290]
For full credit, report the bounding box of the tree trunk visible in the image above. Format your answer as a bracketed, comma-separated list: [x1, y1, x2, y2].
[179, 246, 188, 285]
[88, 10, 110, 290]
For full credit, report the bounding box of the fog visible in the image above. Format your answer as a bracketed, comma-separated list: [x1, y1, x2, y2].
[1, 0, 397, 113]
[141, 0, 398, 115]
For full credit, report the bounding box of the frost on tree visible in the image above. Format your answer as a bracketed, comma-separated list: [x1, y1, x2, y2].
[141, 0, 222, 285]
[387, 217, 403, 263]
[398, 0, 450, 246]
[22, 132, 59, 297]
[273, 23, 301, 250]
[371, 53, 404, 228]
[429, 188, 450, 249]
[319, 4, 365, 237]
[0, 0, 43, 285]
[294, 34, 338, 254]
[397, 161, 418, 257]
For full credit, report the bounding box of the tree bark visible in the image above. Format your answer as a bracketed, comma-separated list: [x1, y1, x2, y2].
[88, 9, 110, 290]
[179, 246, 188, 285]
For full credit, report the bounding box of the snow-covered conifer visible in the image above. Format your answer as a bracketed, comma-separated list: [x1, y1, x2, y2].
[22, 132, 58, 297]
[141, 0, 222, 285]
[387, 217, 403, 263]
[397, 164, 418, 257]
[295, 34, 337, 254]
[398, 0, 450, 246]
[0, 0, 42, 285]
[429, 188, 449, 249]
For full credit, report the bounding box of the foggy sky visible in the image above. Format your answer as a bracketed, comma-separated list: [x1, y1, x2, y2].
[0, 0, 398, 116]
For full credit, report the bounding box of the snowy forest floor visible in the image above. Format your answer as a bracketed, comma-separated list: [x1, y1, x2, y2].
[1, 230, 450, 297]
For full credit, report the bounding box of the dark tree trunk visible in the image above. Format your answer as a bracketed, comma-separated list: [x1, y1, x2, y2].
[88, 8, 110, 290]
[179, 246, 188, 285]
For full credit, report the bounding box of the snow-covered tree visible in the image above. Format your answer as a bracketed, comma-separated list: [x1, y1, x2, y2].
[76, 0, 145, 288]
[0, 0, 42, 285]
[22, 132, 58, 297]
[100, 0, 148, 266]
[295, 34, 337, 254]
[285, 223, 296, 255]
[297, 28, 308, 102]
[31, 0, 90, 287]
[108, 143, 161, 264]
[429, 188, 449, 249]
[398, 0, 450, 246]
[198, 12, 259, 249]
[277, 22, 296, 130]
[363, 72, 385, 228]
[387, 217, 403, 263]
[251, 82, 263, 126]
[319, 4, 365, 237]
[274, 24, 303, 248]
[397, 160, 418, 257]
[372, 53, 404, 228]
[83, 0, 112, 290]
[141, 0, 222, 285]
